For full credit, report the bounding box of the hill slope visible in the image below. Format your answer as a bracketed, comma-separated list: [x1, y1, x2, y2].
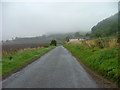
[91, 13, 118, 37]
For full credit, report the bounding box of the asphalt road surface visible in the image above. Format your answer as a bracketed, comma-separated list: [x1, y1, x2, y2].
[3, 46, 99, 88]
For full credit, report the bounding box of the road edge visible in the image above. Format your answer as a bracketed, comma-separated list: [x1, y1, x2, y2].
[63, 46, 118, 88]
[2, 47, 56, 80]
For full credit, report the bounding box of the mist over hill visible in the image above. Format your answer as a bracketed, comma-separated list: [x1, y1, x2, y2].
[2, 12, 119, 44]
[91, 13, 118, 37]
[3, 12, 119, 44]
[2, 31, 87, 51]
[2, 31, 87, 46]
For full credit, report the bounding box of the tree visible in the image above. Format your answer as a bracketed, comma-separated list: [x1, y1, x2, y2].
[50, 40, 57, 46]
[66, 36, 70, 42]
[74, 32, 80, 38]
[95, 32, 102, 38]
[85, 33, 90, 36]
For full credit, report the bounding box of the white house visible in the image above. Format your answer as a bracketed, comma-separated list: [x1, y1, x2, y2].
[69, 39, 79, 42]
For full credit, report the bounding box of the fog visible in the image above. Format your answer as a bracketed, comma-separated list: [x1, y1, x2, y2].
[2, 1, 118, 40]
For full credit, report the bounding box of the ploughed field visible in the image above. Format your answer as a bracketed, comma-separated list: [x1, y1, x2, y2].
[2, 41, 50, 52]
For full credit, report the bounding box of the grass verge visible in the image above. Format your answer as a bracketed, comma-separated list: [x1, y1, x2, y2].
[64, 44, 119, 87]
[2, 46, 55, 79]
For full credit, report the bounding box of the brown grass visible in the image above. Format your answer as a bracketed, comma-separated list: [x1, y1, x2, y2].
[67, 38, 118, 49]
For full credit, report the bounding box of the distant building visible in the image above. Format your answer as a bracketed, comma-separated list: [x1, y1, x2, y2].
[69, 36, 90, 42]
[79, 36, 90, 40]
[69, 39, 79, 42]
[83, 36, 91, 40]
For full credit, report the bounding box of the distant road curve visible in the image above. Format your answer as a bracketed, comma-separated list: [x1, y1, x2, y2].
[3, 46, 99, 88]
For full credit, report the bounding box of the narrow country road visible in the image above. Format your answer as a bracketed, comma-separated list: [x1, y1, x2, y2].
[3, 46, 99, 88]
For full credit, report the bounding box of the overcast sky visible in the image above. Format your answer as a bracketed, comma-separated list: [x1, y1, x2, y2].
[1, 1, 118, 40]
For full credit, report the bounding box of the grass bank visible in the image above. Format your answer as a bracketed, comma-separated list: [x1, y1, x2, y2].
[64, 44, 119, 87]
[2, 46, 55, 78]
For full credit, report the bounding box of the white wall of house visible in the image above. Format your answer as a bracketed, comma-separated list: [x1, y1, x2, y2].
[69, 39, 78, 42]
[79, 38, 85, 40]
[69, 38, 85, 42]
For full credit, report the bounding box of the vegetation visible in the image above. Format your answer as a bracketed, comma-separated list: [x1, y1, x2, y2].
[50, 40, 57, 46]
[64, 38, 119, 87]
[2, 46, 55, 78]
[63, 13, 119, 87]
[91, 13, 118, 37]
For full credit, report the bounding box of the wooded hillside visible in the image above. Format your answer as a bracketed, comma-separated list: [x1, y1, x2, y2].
[91, 13, 118, 37]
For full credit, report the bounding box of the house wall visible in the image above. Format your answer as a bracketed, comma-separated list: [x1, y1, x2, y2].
[69, 39, 79, 42]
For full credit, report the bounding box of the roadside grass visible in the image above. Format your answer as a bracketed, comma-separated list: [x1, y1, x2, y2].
[0, 59, 2, 78]
[64, 44, 119, 87]
[2, 46, 55, 78]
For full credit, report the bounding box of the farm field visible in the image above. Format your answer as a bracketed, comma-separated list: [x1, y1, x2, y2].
[2, 46, 55, 79]
[64, 38, 119, 87]
[2, 41, 50, 52]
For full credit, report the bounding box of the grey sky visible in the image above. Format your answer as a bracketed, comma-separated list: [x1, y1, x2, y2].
[2, 2, 118, 40]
